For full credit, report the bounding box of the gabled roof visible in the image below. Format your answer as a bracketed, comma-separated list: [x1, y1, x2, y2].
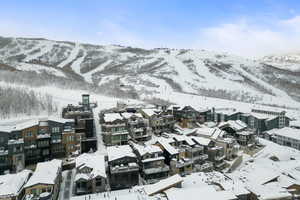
[192, 136, 212, 146]
[155, 139, 179, 155]
[141, 108, 160, 117]
[144, 174, 183, 196]
[290, 120, 300, 128]
[131, 142, 162, 156]
[273, 127, 300, 141]
[76, 153, 107, 178]
[165, 186, 237, 200]
[107, 145, 136, 162]
[103, 113, 124, 123]
[196, 127, 225, 139]
[121, 112, 143, 119]
[218, 120, 247, 132]
[25, 159, 62, 188]
[0, 170, 32, 197]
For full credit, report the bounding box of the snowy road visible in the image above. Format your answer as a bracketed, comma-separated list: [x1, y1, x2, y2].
[94, 107, 107, 155]
[59, 169, 75, 200]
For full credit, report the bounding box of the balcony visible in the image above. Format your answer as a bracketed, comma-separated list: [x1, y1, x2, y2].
[51, 139, 62, 144]
[192, 154, 208, 162]
[110, 163, 139, 174]
[215, 155, 226, 161]
[215, 161, 226, 169]
[143, 165, 170, 175]
[175, 159, 193, 168]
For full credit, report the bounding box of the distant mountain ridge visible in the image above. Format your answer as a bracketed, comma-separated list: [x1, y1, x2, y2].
[1, 36, 300, 107]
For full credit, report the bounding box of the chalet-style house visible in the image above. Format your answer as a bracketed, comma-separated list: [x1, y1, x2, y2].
[107, 145, 139, 190]
[155, 134, 212, 175]
[130, 142, 169, 184]
[169, 105, 203, 128]
[219, 120, 257, 146]
[121, 112, 152, 142]
[140, 108, 175, 135]
[24, 159, 62, 200]
[100, 113, 129, 146]
[75, 153, 108, 195]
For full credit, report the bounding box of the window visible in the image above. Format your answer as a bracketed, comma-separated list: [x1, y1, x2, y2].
[52, 127, 60, 133]
[42, 149, 49, 155]
[96, 178, 102, 186]
[26, 132, 33, 137]
[68, 135, 75, 142]
[31, 188, 37, 195]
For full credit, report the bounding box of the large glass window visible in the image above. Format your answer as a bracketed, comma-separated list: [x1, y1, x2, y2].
[52, 127, 60, 133]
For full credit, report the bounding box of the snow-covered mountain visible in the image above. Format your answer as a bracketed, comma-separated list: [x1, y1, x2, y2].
[1, 36, 300, 108]
[261, 53, 300, 72]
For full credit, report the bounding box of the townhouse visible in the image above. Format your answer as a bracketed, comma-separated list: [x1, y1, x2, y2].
[100, 112, 129, 146]
[75, 153, 108, 195]
[121, 112, 152, 142]
[130, 142, 169, 184]
[62, 94, 97, 153]
[219, 120, 257, 146]
[24, 159, 62, 200]
[106, 145, 139, 190]
[0, 118, 75, 174]
[140, 108, 175, 135]
[170, 105, 203, 128]
[155, 134, 211, 175]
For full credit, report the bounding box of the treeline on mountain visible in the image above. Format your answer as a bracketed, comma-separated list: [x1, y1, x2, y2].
[0, 86, 57, 119]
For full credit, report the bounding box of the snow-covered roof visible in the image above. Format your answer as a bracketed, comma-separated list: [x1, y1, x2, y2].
[196, 127, 225, 139]
[273, 127, 300, 141]
[165, 186, 237, 200]
[192, 136, 212, 146]
[170, 134, 195, 146]
[71, 188, 163, 200]
[215, 108, 239, 116]
[175, 128, 197, 136]
[25, 159, 62, 188]
[14, 119, 39, 131]
[107, 145, 136, 162]
[218, 120, 247, 131]
[155, 139, 179, 155]
[103, 113, 124, 122]
[44, 117, 74, 124]
[76, 153, 107, 178]
[0, 170, 32, 197]
[131, 143, 162, 156]
[141, 108, 160, 117]
[144, 174, 183, 196]
[250, 112, 279, 120]
[290, 120, 300, 128]
[121, 112, 143, 119]
[0, 117, 73, 133]
[246, 183, 291, 200]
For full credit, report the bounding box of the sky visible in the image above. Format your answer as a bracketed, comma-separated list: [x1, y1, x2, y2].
[1, 0, 300, 57]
